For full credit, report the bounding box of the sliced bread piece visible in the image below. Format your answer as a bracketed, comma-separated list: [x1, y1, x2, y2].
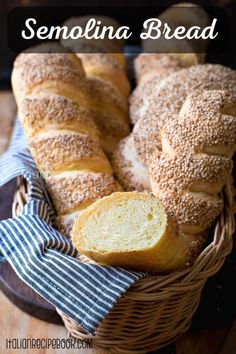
[71, 192, 190, 273]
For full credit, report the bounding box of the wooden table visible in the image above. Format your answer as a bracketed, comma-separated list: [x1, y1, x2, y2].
[0, 91, 235, 354]
[1, 287, 235, 354]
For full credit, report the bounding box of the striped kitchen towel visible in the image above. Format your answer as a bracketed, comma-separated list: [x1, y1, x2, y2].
[0, 119, 146, 333]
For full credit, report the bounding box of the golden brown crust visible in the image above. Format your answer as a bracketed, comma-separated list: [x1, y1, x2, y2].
[29, 131, 112, 175]
[134, 53, 190, 84]
[77, 53, 130, 99]
[13, 66, 87, 104]
[149, 152, 232, 233]
[85, 77, 130, 154]
[90, 109, 130, 156]
[85, 77, 128, 116]
[59, 17, 131, 155]
[20, 94, 100, 142]
[148, 89, 236, 234]
[46, 171, 122, 215]
[12, 43, 124, 238]
[130, 76, 163, 126]
[13, 45, 84, 72]
[162, 90, 236, 156]
[131, 53, 199, 125]
[142, 3, 209, 57]
[120, 75, 236, 241]
[12, 44, 85, 104]
[133, 64, 236, 164]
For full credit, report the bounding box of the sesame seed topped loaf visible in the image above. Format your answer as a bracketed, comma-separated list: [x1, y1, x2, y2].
[149, 90, 236, 235]
[133, 65, 236, 165]
[12, 42, 122, 237]
[113, 66, 236, 269]
[114, 65, 236, 195]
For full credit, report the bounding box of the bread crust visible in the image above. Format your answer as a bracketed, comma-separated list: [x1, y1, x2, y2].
[62, 15, 125, 52]
[133, 64, 236, 164]
[20, 95, 100, 142]
[142, 3, 209, 59]
[130, 53, 199, 125]
[12, 40, 130, 156]
[45, 171, 122, 215]
[148, 90, 236, 234]
[149, 152, 232, 234]
[29, 131, 113, 175]
[77, 53, 130, 99]
[72, 192, 196, 273]
[116, 67, 236, 244]
[11, 43, 124, 236]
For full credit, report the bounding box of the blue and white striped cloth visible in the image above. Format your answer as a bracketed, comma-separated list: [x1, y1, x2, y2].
[0, 119, 146, 333]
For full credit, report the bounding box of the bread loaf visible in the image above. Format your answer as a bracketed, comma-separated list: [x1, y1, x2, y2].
[61, 16, 131, 155]
[113, 68, 236, 250]
[133, 64, 236, 165]
[115, 65, 236, 193]
[12, 43, 122, 237]
[149, 90, 236, 234]
[72, 191, 197, 273]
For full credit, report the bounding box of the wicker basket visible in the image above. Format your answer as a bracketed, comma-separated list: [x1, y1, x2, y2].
[12, 177, 235, 354]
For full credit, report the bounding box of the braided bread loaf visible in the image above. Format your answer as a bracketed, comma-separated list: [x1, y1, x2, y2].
[12, 43, 122, 237]
[113, 64, 236, 192]
[133, 65, 236, 165]
[113, 65, 236, 245]
[149, 90, 236, 235]
[125, 54, 201, 180]
[61, 16, 130, 155]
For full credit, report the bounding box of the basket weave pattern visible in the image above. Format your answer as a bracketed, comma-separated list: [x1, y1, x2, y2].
[13, 177, 235, 353]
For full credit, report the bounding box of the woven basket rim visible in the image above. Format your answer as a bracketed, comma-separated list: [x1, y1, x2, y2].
[12, 176, 235, 288]
[11, 176, 235, 353]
